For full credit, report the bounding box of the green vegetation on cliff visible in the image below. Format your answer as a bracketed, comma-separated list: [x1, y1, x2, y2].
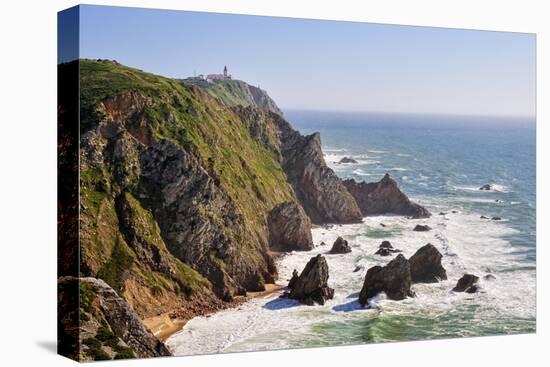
[78, 59, 296, 311]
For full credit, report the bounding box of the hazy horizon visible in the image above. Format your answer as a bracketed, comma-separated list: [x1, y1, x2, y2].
[60, 5, 536, 118]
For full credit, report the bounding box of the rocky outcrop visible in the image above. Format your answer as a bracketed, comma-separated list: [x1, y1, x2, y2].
[268, 201, 314, 252]
[329, 236, 352, 254]
[413, 224, 431, 232]
[289, 254, 335, 305]
[58, 276, 171, 361]
[375, 240, 402, 256]
[379, 240, 392, 249]
[279, 129, 364, 224]
[409, 244, 447, 283]
[343, 174, 430, 218]
[337, 157, 358, 164]
[453, 274, 479, 293]
[359, 254, 414, 305]
[479, 184, 491, 191]
[232, 107, 363, 225]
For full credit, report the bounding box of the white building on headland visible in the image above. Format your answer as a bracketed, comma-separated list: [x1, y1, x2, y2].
[206, 66, 232, 82]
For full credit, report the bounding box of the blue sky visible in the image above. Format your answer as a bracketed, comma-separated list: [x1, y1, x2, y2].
[66, 5, 535, 117]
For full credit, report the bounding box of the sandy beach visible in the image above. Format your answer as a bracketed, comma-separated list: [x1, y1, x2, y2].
[144, 283, 284, 341]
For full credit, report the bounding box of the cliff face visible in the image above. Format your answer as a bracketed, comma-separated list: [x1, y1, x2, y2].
[234, 107, 364, 224]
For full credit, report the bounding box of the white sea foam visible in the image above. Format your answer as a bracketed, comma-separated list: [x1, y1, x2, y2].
[167, 206, 535, 356]
[387, 167, 408, 171]
[368, 150, 388, 154]
[451, 184, 511, 193]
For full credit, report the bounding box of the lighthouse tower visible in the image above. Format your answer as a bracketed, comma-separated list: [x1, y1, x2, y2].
[223, 65, 228, 78]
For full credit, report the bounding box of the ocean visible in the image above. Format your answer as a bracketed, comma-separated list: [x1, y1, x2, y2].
[166, 111, 536, 355]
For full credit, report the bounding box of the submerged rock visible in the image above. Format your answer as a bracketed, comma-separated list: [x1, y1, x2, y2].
[453, 274, 479, 293]
[491, 216, 502, 221]
[479, 184, 492, 191]
[353, 265, 364, 273]
[267, 201, 314, 252]
[413, 224, 431, 232]
[484, 274, 497, 281]
[289, 254, 334, 305]
[329, 236, 352, 254]
[409, 244, 447, 283]
[343, 174, 430, 218]
[359, 254, 414, 305]
[337, 156, 358, 164]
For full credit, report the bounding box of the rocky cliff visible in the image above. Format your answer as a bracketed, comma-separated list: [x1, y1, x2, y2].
[235, 107, 364, 224]
[58, 276, 171, 361]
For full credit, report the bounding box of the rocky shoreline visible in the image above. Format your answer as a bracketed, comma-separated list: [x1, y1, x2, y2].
[59, 60, 435, 360]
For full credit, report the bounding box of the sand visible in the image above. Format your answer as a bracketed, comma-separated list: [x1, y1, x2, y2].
[143, 283, 284, 342]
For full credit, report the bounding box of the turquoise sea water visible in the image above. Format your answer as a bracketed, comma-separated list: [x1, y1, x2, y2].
[167, 111, 536, 355]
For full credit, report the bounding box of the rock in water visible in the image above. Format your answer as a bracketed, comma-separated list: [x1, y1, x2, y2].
[343, 174, 430, 218]
[409, 244, 447, 283]
[337, 156, 358, 164]
[268, 201, 314, 252]
[479, 184, 492, 190]
[359, 254, 414, 305]
[289, 254, 335, 305]
[375, 248, 392, 256]
[413, 224, 431, 232]
[379, 240, 393, 249]
[58, 276, 171, 361]
[329, 236, 352, 254]
[453, 274, 480, 293]
[288, 269, 299, 289]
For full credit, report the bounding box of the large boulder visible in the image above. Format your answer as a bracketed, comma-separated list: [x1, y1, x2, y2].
[58, 276, 171, 361]
[453, 274, 479, 293]
[289, 254, 335, 305]
[343, 174, 430, 218]
[328, 236, 352, 254]
[268, 201, 314, 252]
[479, 184, 492, 191]
[409, 244, 447, 283]
[359, 254, 414, 305]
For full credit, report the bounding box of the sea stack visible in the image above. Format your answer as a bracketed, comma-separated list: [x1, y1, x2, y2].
[359, 254, 414, 305]
[343, 174, 430, 218]
[288, 254, 335, 305]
